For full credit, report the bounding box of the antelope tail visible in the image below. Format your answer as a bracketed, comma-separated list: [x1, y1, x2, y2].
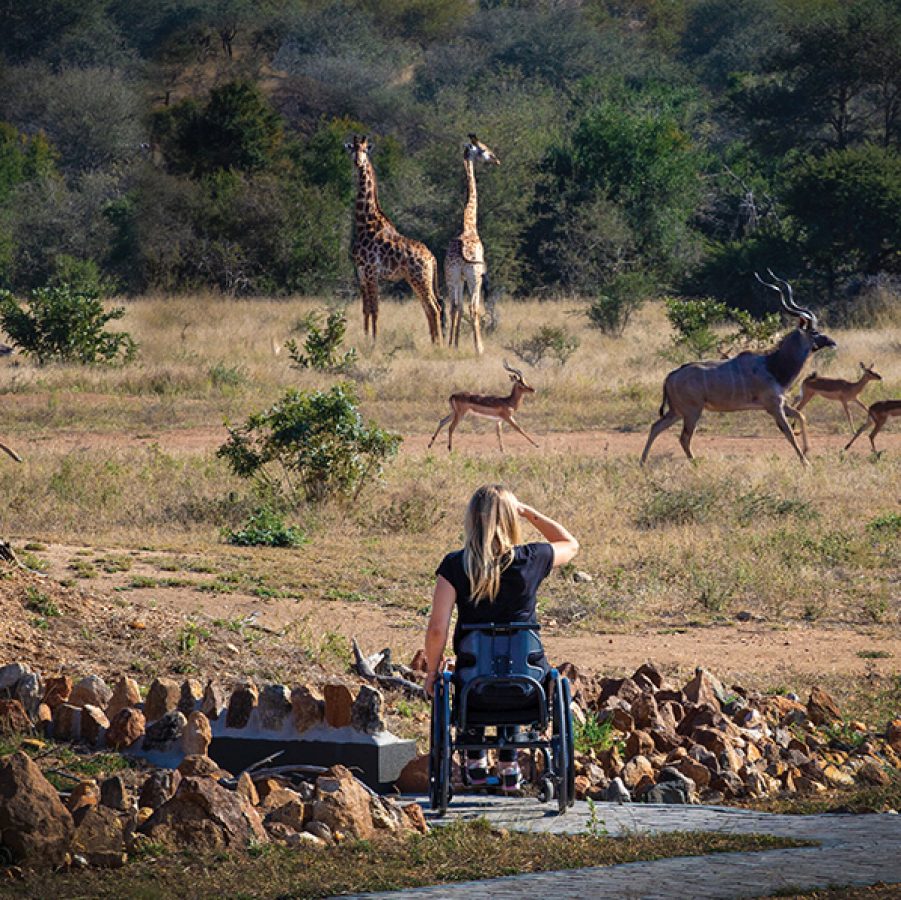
[658, 382, 670, 418]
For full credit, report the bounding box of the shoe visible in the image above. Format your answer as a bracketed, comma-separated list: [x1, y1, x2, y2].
[466, 754, 489, 787]
[499, 765, 521, 793]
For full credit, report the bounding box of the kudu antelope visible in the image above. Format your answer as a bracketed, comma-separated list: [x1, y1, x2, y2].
[428, 361, 537, 452]
[641, 271, 836, 466]
[844, 400, 901, 453]
[795, 363, 882, 432]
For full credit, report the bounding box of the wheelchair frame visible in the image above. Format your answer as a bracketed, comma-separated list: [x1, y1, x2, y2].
[428, 622, 576, 816]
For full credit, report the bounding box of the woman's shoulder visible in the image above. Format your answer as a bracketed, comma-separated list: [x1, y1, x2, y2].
[515, 542, 553, 560]
[436, 548, 465, 578]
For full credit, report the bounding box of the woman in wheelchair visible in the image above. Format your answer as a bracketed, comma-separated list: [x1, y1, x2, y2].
[424, 484, 579, 792]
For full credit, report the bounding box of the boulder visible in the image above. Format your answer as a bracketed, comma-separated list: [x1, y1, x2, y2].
[177, 754, 228, 778]
[604, 777, 631, 803]
[621, 755, 654, 789]
[0, 663, 30, 693]
[138, 769, 182, 811]
[69, 675, 113, 710]
[312, 765, 374, 839]
[642, 781, 690, 804]
[200, 682, 227, 721]
[140, 776, 268, 850]
[106, 677, 142, 721]
[631, 694, 659, 729]
[676, 758, 712, 788]
[226, 683, 258, 729]
[323, 683, 354, 728]
[0, 699, 32, 735]
[80, 704, 110, 746]
[305, 820, 333, 843]
[887, 719, 901, 754]
[683, 668, 725, 709]
[625, 730, 655, 759]
[182, 711, 212, 756]
[143, 677, 181, 723]
[291, 685, 325, 733]
[400, 802, 428, 834]
[351, 685, 385, 735]
[632, 662, 664, 689]
[807, 687, 841, 726]
[14, 673, 43, 719]
[67, 780, 100, 816]
[106, 708, 145, 750]
[100, 775, 128, 811]
[0, 751, 74, 868]
[396, 753, 430, 793]
[142, 710, 186, 752]
[52, 703, 81, 741]
[409, 649, 428, 673]
[857, 760, 890, 786]
[258, 684, 292, 731]
[265, 796, 307, 832]
[71, 805, 128, 868]
[177, 679, 204, 716]
[42, 675, 72, 710]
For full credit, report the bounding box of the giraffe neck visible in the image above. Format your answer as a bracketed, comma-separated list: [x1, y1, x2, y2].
[461, 158, 478, 238]
[355, 158, 393, 236]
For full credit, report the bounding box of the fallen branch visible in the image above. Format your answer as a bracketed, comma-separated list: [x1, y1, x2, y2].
[0, 540, 47, 577]
[0, 441, 21, 463]
[352, 637, 426, 699]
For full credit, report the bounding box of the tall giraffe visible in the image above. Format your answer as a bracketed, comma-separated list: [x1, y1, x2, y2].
[345, 135, 442, 344]
[445, 134, 500, 355]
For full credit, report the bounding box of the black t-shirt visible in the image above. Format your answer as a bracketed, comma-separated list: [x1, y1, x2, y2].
[435, 542, 554, 652]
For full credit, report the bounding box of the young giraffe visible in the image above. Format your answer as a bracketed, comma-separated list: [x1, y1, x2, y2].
[445, 134, 500, 355]
[345, 135, 443, 344]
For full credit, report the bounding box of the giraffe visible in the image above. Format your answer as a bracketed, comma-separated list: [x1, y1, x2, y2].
[445, 133, 500, 355]
[345, 135, 443, 344]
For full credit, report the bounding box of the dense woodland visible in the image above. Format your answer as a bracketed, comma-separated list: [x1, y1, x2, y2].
[0, 0, 899, 320]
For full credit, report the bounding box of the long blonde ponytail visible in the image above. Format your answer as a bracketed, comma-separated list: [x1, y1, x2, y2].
[462, 484, 523, 603]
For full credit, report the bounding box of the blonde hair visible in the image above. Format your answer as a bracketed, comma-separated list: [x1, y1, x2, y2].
[463, 484, 523, 603]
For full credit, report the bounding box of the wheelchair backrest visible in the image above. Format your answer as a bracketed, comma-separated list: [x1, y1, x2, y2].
[455, 624, 545, 688]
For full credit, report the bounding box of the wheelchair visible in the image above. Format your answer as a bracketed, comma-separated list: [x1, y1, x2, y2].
[428, 622, 576, 815]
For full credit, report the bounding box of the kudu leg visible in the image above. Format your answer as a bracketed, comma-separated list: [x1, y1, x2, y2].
[783, 402, 810, 455]
[769, 403, 809, 465]
[678, 410, 701, 460]
[504, 414, 538, 448]
[640, 410, 681, 464]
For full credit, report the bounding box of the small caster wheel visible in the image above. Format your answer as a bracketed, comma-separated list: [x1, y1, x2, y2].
[538, 777, 555, 803]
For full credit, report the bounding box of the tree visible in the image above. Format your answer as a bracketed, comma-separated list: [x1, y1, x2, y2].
[783, 144, 901, 285]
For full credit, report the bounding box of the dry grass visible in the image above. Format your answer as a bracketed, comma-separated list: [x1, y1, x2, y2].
[1, 296, 899, 632]
[0, 818, 807, 899]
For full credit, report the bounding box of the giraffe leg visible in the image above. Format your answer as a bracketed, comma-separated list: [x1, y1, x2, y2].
[447, 276, 463, 349]
[359, 277, 379, 342]
[466, 265, 484, 356]
[409, 273, 442, 346]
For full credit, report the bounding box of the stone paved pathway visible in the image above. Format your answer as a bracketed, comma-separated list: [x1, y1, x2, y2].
[356, 796, 901, 899]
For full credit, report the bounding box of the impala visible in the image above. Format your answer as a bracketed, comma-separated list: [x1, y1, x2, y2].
[795, 362, 882, 432]
[844, 400, 901, 453]
[641, 271, 836, 466]
[428, 361, 538, 452]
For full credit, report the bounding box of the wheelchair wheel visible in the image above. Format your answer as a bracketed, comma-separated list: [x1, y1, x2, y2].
[551, 673, 575, 814]
[428, 674, 452, 815]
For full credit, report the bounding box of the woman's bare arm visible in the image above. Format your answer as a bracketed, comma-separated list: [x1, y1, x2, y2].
[517, 503, 580, 567]
[424, 575, 456, 696]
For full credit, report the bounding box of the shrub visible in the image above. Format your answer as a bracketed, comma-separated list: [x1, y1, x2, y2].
[223, 507, 307, 547]
[0, 283, 137, 365]
[218, 383, 401, 504]
[586, 272, 653, 335]
[507, 325, 579, 367]
[665, 297, 782, 359]
[286, 309, 357, 373]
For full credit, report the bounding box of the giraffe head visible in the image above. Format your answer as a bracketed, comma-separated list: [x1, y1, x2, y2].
[465, 133, 500, 166]
[344, 134, 371, 169]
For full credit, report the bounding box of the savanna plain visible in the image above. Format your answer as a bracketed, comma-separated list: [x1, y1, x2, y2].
[2, 295, 899, 723]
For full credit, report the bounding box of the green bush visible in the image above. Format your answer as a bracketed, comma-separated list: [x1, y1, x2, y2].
[223, 507, 307, 548]
[218, 384, 401, 504]
[0, 283, 137, 365]
[507, 325, 579, 367]
[665, 297, 782, 359]
[586, 272, 653, 335]
[286, 309, 357, 373]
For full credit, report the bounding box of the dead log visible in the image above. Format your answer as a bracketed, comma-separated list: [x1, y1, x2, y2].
[351, 637, 426, 699]
[0, 441, 21, 462]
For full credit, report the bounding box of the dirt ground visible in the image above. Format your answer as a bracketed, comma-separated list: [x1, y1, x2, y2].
[22, 424, 901, 459]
